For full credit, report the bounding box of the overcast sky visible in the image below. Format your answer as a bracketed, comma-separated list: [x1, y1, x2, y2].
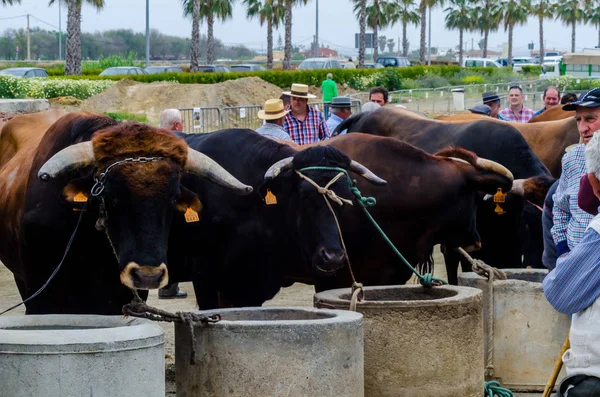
[2, 0, 599, 57]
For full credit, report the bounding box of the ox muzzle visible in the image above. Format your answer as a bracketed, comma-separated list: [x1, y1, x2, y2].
[120, 262, 169, 290]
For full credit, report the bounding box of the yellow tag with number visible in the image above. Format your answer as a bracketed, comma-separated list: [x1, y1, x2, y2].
[265, 189, 277, 205]
[73, 192, 88, 203]
[184, 207, 200, 223]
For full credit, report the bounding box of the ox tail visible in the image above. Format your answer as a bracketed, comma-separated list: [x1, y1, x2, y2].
[332, 111, 370, 136]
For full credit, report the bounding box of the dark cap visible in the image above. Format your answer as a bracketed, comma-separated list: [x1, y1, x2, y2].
[563, 88, 600, 111]
[558, 374, 600, 396]
[329, 96, 352, 108]
[468, 104, 492, 116]
[482, 91, 500, 103]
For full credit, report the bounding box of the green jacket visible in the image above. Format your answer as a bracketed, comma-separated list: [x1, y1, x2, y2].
[321, 79, 338, 102]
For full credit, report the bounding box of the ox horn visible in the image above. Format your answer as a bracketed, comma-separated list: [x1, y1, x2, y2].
[476, 158, 514, 180]
[508, 179, 525, 196]
[448, 157, 470, 165]
[38, 141, 96, 181]
[185, 148, 253, 195]
[264, 157, 294, 181]
[349, 160, 387, 186]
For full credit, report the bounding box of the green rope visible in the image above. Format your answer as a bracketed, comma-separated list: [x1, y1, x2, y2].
[484, 381, 513, 397]
[298, 166, 446, 288]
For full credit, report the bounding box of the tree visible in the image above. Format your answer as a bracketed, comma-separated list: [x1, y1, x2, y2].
[357, 0, 366, 67]
[2, 0, 21, 4]
[397, 0, 420, 57]
[419, 0, 444, 63]
[387, 38, 395, 53]
[530, 0, 554, 64]
[586, 0, 600, 49]
[188, 0, 200, 71]
[48, 0, 105, 75]
[354, 0, 400, 63]
[277, 33, 283, 50]
[378, 35, 387, 52]
[445, 0, 474, 65]
[244, 0, 285, 69]
[281, 0, 308, 70]
[555, 0, 584, 53]
[471, 0, 502, 58]
[502, 0, 530, 66]
[183, 0, 234, 65]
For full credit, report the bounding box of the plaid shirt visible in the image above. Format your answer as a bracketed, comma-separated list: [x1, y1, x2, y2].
[283, 105, 330, 145]
[498, 105, 535, 123]
[552, 144, 594, 255]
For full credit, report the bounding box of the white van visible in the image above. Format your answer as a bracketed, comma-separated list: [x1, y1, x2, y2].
[461, 58, 502, 68]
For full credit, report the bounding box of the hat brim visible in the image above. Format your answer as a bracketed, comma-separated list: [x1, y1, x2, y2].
[329, 103, 352, 108]
[468, 109, 489, 115]
[282, 91, 317, 99]
[563, 101, 600, 111]
[257, 109, 290, 120]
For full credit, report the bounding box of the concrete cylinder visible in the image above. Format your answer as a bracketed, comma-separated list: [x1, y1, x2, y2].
[314, 285, 483, 397]
[459, 269, 570, 391]
[175, 306, 364, 397]
[0, 315, 165, 397]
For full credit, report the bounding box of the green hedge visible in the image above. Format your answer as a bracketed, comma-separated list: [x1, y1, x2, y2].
[521, 66, 543, 76]
[0, 75, 114, 99]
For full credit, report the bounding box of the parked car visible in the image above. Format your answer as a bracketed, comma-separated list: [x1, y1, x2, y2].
[534, 52, 563, 64]
[462, 58, 502, 68]
[512, 57, 537, 72]
[197, 65, 231, 73]
[99, 67, 148, 76]
[230, 64, 266, 72]
[0, 67, 48, 78]
[363, 62, 384, 69]
[144, 65, 183, 74]
[297, 58, 342, 70]
[375, 56, 411, 68]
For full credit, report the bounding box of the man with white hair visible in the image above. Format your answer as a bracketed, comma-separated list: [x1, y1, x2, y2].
[544, 89, 600, 396]
[321, 73, 338, 103]
[159, 108, 184, 132]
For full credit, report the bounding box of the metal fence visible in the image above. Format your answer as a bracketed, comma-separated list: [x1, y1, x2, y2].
[220, 105, 263, 131]
[179, 107, 221, 133]
[309, 99, 363, 119]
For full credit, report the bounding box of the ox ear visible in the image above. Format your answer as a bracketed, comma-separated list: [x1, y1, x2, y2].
[175, 185, 203, 222]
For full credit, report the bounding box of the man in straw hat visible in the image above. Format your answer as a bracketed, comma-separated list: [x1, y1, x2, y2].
[256, 99, 292, 141]
[282, 83, 330, 145]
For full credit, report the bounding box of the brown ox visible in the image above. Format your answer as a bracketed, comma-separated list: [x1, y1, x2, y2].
[435, 112, 578, 177]
[0, 112, 251, 314]
[528, 105, 574, 123]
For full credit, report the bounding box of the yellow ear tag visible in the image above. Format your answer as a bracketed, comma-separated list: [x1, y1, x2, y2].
[493, 188, 507, 215]
[265, 189, 277, 205]
[184, 207, 200, 223]
[73, 192, 88, 203]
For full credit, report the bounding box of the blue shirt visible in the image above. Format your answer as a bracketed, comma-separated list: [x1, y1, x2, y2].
[533, 108, 544, 117]
[255, 123, 292, 141]
[543, 223, 600, 314]
[326, 113, 347, 136]
[497, 114, 509, 121]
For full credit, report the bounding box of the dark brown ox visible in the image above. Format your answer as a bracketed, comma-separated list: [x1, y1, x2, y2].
[435, 112, 579, 178]
[0, 112, 251, 314]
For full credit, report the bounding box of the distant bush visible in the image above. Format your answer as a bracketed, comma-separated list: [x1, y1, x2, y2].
[521, 66, 543, 76]
[0, 75, 114, 99]
[105, 111, 148, 122]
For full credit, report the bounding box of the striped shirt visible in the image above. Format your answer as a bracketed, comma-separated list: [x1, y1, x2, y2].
[283, 106, 330, 145]
[498, 105, 535, 123]
[543, 215, 600, 314]
[551, 145, 594, 255]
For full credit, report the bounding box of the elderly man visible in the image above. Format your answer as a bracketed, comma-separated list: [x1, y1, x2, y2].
[551, 88, 600, 261]
[482, 91, 507, 120]
[499, 85, 535, 123]
[468, 104, 492, 116]
[159, 108, 184, 132]
[369, 86, 389, 106]
[326, 96, 352, 135]
[256, 99, 292, 141]
[544, 130, 600, 396]
[283, 83, 330, 145]
[533, 86, 561, 117]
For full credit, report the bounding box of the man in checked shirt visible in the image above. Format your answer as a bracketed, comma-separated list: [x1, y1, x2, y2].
[551, 89, 600, 260]
[282, 83, 330, 145]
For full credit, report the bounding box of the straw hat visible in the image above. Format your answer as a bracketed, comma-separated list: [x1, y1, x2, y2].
[257, 99, 290, 120]
[282, 83, 317, 99]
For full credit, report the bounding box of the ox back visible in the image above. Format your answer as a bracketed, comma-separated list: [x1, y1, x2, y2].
[336, 108, 554, 281]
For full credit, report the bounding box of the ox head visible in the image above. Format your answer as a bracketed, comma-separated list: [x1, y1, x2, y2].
[38, 122, 252, 290]
[434, 148, 515, 252]
[263, 146, 386, 275]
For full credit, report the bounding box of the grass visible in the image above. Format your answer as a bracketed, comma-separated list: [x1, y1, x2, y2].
[104, 112, 148, 123]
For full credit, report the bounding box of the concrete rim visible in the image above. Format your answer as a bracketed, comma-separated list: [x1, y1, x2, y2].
[460, 269, 547, 292]
[314, 285, 482, 309]
[0, 315, 164, 353]
[194, 306, 363, 328]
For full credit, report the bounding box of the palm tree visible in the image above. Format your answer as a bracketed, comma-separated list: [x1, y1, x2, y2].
[2, 0, 21, 4]
[555, 0, 584, 52]
[445, 0, 474, 65]
[183, 0, 234, 65]
[471, 0, 502, 58]
[244, 0, 285, 69]
[189, 0, 200, 72]
[530, 0, 554, 64]
[281, 0, 308, 70]
[354, 0, 400, 62]
[357, 0, 366, 67]
[502, 0, 529, 66]
[585, 0, 600, 49]
[48, 0, 105, 75]
[387, 38, 395, 53]
[419, 0, 444, 63]
[397, 0, 420, 57]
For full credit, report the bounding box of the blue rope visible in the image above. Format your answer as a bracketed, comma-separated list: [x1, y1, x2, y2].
[484, 381, 513, 397]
